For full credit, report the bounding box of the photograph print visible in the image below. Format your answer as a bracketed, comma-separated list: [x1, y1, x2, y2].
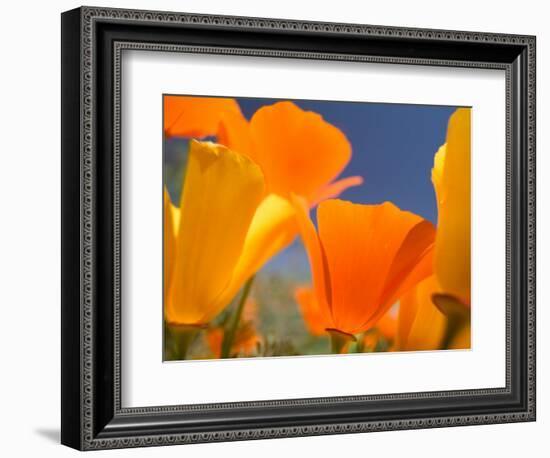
[162, 95, 471, 361]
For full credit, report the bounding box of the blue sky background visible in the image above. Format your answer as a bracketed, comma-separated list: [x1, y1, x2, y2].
[237, 97, 457, 225]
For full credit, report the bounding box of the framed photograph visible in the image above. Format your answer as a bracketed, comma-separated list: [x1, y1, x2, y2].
[61, 6, 536, 450]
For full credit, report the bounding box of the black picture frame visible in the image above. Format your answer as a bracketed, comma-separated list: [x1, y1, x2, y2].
[61, 6, 536, 451]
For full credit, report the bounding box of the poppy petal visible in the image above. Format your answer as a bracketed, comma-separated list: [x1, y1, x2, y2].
[290, 194, 333, 324]
[164, 189, 179, 301]
[166, 140, 265, 325]
[367, 221, 436, 328]
[397, 275, 447, 351]
[317, 200, 427, 335]
[294, 286, 327, 335]
[309, 175, 364, 207]
[164, 96, 242, 138]
[433, 108, 471, 306]
[248, 101, 352, 200]
[431, 144, 446, 209]
[215, 193, 298, 310]
[375, 309, 398, 340]
[217, 109, 253, 156]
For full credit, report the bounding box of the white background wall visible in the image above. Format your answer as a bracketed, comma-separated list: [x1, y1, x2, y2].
[0, 0, 545, 456]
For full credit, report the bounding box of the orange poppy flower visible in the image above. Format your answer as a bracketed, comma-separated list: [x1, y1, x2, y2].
[292, 197, 436, 338]
[295, 284, 398, 343]
[218, 100, 363, 204]
[294, 286, 326, 336]
[164, 95, 241, 138]
[376, 309, 398, 341]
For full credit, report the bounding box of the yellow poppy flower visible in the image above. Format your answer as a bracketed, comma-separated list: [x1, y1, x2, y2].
[165, 140, 299, 325]
[448, 323, 471, 349]
[291, 197, 435, 340]
[397, 275, 447, 351]
[432, 108, 471, 308]
[163, 189, 179, 301]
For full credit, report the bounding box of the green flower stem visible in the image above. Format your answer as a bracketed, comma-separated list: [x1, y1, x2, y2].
[327, 328, 356, 354]
[168, 324, 204, 360]
[354, 331, 366, 353]
[442, 313, 470, 350]
[221, 275, 255, 358]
